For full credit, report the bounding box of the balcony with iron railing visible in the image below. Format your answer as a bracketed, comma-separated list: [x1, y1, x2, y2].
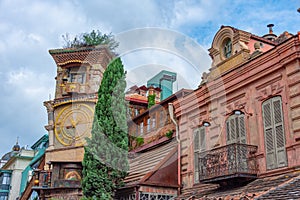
[198, 143, 258, 184]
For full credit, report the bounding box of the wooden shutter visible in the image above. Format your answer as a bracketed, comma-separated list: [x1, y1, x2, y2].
[200, 127, 206, 152]
[226, 116, 236, 144]
[226, 120, 230, 143]
[273, 97, 287, 168]
[194, 129, 200, 151]
[263, 96, 287, 170]
[230, 117, 236, 144]
[194, 127, 206, 183]
[239, 115, 246, 144]
[226, 115, 246, 144]
[194, 129, 200, 183]
[263, 100, 276, 170]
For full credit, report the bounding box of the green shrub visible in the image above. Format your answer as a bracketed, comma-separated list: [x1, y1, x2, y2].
[136, 137, 144, 146]
[165, 130, 173, 139]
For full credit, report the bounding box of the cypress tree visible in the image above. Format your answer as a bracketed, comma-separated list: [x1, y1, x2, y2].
[82, 57, 128, 199]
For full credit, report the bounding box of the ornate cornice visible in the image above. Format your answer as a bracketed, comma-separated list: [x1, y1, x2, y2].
[256, 82, 284, 101]
[44, 125, 54, 131]
[49, 46, 113, 67]
[44, 100, 54, 113]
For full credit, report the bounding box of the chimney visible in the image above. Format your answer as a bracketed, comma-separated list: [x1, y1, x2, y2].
[267, 24, 274, 34]
[154, 87, 162, 102]
[148, 86, 154, 96]
[263, 24, 277, 41]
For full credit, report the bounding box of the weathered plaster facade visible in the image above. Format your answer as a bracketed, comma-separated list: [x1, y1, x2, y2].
[35, 46, 114, 199]
[174, 26, 300, 198]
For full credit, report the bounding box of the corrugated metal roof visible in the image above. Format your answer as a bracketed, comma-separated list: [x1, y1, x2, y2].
[124, 139, 177, 186]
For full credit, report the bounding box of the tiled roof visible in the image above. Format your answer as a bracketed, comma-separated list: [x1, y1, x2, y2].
[177, 171, 300, 200]
[125, 94, 148, 103]
[49, 46, 113, 66]
[255, 174, 300, 200]
[124, 139, 177, 187]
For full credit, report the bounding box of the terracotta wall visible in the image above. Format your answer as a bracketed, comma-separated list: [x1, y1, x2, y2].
[174, 35, 300, 188]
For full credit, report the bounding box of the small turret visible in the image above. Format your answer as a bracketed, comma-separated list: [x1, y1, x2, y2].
[12, 137, 20, 152]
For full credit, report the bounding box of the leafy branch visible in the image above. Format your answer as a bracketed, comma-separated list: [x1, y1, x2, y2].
[62, 30, 119, 51]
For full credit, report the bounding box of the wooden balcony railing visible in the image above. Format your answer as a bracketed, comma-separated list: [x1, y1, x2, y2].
[32, 170, 81, 189]
[198, 143, 258, 183]
[32, 170, 52, 188]
[64, 82, 80, 94]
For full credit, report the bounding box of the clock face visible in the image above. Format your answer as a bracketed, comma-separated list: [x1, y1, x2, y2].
[54, 103, 94, 146]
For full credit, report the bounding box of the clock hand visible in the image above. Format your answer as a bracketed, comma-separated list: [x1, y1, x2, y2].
[71, 118, 76, 128]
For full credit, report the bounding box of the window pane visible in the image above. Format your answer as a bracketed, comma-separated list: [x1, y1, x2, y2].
[140, 122, 144, 135]
[151, 118, 156, 129]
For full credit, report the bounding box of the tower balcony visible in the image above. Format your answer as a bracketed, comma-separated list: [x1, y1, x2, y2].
[32, 170, 81, 189]
[60, 82, 91, 96]
[64, 82, 81, 94]
[198, 143, 258, 184]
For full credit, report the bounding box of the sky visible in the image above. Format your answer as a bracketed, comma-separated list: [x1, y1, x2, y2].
[0, 0, 299, 157]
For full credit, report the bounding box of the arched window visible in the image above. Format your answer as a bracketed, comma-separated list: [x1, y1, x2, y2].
[226, 112, 246, 144]
[262, 96, 287, 170]
[223, 38, 232, 58]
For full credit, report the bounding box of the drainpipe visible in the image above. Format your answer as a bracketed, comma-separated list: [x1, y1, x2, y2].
[168, 103, 181, 196]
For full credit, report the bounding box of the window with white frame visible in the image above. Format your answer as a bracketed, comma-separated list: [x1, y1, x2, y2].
[140, 122, 144, 135]
[0, 172, 11, 191]
[0, 192, 8, 200]
[151, 117, 156, 130]
[147, 118, 151, 132]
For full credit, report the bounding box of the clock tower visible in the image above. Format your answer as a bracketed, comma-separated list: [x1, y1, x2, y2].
[40, 46, 113, 199]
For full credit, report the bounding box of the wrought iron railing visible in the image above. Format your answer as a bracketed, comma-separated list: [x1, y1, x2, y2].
[198, 143, 258, 182]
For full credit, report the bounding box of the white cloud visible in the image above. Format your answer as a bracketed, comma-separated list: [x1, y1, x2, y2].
[0, 0, 299, 157]
[0, 68, 54, 155]
[5, 69, 53, 98]
[170, 0, 227, 28]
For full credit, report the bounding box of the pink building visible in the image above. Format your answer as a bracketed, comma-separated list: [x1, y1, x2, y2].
[174, 26, 300, 199]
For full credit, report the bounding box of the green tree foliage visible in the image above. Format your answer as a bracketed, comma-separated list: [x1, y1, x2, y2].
[82, 57, 128, 199]
[147, 94, 156, 108]
[62, 30, 118, 50]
